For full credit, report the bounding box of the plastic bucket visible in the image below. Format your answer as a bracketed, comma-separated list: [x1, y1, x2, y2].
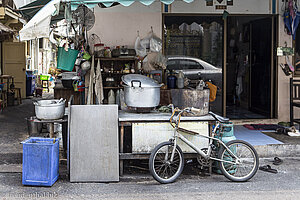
[22, 137, 59, 186]
[57, 47, 79, 71]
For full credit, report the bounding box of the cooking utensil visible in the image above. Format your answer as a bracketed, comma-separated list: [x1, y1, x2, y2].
[122, 74, 161, 108]
[105, 77, 116, 87]
[81, 61, 91, 71]
[34, 99, 66, 120]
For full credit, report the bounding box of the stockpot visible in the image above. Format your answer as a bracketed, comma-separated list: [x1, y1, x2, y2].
[34, 99, 65, 120]
[122, 74, 161, 108]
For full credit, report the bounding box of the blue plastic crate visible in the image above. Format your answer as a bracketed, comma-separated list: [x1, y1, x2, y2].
[22, 137, 59, 186]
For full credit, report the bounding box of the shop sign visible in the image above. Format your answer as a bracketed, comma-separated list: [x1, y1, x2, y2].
[277, 47, 294, 56]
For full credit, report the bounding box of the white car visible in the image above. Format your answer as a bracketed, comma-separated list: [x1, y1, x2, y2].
[166, 56, 222, 87]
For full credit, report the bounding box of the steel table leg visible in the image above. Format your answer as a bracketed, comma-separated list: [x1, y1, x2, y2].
[120, 123, 124, 176]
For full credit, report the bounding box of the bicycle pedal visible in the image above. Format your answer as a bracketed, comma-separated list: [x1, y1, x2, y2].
[186, 159, 193, 164]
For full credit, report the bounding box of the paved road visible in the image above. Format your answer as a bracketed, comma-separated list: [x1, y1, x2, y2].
[0, 157, 300, 200]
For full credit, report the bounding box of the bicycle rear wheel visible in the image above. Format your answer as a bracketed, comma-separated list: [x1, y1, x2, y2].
[218, 140, 259, 182]
[149, 141, 184, 184]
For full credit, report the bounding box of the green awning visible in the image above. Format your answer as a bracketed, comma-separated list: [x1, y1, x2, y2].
[19, 0, 194, 20]
[19, 0, 51, 20]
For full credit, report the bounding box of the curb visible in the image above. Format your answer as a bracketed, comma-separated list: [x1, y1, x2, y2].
[254, 144, 300, 158]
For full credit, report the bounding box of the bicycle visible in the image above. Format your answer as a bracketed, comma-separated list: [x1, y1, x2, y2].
[148, 106, 259, 184]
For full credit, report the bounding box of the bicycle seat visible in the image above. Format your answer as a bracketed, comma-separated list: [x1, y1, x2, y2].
[208, 111, 230, 123]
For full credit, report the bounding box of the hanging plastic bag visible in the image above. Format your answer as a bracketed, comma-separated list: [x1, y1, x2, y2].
[140, 31, 152, 52]
[140, 28, 162, 53]
[134, 31, 147, 57]
[150, 33, 162, 52]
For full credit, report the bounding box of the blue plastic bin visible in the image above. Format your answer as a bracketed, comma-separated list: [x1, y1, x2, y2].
[22, 137, 59, 186]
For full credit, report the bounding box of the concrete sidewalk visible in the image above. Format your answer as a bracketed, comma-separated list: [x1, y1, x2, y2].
[1, 157, 300, 200]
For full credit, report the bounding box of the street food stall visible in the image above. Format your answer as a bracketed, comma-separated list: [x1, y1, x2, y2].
[19, 0, 221, 184]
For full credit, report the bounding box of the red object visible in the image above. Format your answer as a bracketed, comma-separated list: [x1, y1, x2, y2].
[94, 43, 104, 47]
[77, 82, 85, 92]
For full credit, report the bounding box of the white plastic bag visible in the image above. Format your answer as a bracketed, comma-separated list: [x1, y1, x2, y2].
[134, 34, 147, 57]
[150, 33, 162, 52]
[140, 32, 152, 52]
[136, 28, 162, 58]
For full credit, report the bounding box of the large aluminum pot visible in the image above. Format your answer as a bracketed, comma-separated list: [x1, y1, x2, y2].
[34, 99, 65, 120]
[122, 74, 161, 108]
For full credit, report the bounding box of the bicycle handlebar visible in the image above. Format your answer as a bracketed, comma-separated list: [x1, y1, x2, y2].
[169, 104, 230, 123]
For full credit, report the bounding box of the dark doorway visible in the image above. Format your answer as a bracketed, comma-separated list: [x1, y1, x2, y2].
[249, 18, 272, 117]
[226, 16, 275, 119]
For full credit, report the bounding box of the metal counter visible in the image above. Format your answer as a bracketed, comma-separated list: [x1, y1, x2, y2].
[118, 110, 215, 176]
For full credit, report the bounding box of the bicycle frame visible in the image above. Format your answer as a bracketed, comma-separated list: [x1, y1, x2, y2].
[169, 111, 239, 165]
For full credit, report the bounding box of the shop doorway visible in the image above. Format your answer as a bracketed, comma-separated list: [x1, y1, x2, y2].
[226, 16, 275, 119]
[163, 15, 224, 115]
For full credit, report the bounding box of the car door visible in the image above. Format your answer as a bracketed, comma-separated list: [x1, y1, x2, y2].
[177, 59, 204, 80]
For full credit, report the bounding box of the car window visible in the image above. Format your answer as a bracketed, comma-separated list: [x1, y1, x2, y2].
[179, 60, 204, 69]
[167, 59, 180, 70]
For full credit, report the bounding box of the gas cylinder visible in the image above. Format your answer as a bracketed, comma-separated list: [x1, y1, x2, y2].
[214, 122, 236, 174]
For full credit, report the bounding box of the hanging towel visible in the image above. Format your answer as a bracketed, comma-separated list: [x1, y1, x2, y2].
[87, 55, 95, 104]
[95, 59, 104, 104]
[206, 81, 218, 102]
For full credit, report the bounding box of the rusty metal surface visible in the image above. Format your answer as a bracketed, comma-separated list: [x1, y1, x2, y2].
[171, 89, 209, 116]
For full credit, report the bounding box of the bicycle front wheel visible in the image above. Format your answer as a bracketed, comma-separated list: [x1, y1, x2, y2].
[149, 141, 184, 184]
[218, 140, 259, 182]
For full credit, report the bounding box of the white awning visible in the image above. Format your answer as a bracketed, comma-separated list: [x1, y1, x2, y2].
[13, 0, 36, 9]
[19, 0, 194, 41]
[19, 0, 60, 41]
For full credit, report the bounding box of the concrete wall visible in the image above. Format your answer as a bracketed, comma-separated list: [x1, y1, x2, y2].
[88, 0, 272, 48]
[277, 18, 292, 122]
[171, 0, 270, 14]
[277, 1, 292, 122]
[88, 2, 162, 48]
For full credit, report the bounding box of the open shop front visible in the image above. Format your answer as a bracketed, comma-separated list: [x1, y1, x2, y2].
[163, 14, 277, 119]
[16, 0, 285, 186]
[18, 0, 222, 185]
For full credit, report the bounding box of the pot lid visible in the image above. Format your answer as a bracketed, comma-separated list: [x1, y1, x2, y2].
[122, 74, 160, 87]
